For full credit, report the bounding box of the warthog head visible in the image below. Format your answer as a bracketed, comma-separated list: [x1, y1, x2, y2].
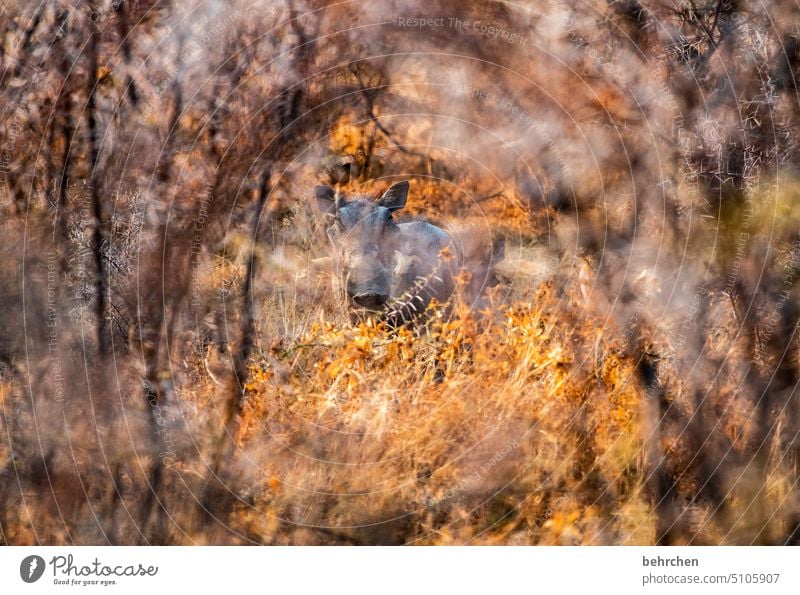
[316, 181, 411, 311]
[315, 181, 456, 323]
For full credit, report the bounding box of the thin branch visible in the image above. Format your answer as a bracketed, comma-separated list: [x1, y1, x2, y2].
[87, 0, 108, 356]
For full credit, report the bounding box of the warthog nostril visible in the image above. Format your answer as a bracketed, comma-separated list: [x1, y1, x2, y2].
[352, 293, 388, 309]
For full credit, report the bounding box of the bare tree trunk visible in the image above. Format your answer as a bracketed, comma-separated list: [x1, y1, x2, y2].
[637, 351, 679, 545]
[225, 170, 271, 441]
[203, 171, 271, 523]
[86, 0, 108, 356]
[55, 10, 73, 261]
[138, 64, 185, 545]
[5, 3, 45, 83]
[114, 1, 139, 107]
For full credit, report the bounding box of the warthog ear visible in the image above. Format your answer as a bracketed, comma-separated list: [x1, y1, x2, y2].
[377, 181, 409, 212]
[314, 185, 336, 216]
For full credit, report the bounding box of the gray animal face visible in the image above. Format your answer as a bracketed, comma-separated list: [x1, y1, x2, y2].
[315, 182, 409, 312]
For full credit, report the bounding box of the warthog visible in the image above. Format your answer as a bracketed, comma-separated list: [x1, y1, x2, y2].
[315, 181, 504, 326]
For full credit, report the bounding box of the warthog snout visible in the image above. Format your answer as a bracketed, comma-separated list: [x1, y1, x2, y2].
[344, 249, 392, 309]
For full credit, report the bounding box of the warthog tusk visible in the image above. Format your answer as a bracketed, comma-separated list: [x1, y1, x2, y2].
[393, 251, 421, 276]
